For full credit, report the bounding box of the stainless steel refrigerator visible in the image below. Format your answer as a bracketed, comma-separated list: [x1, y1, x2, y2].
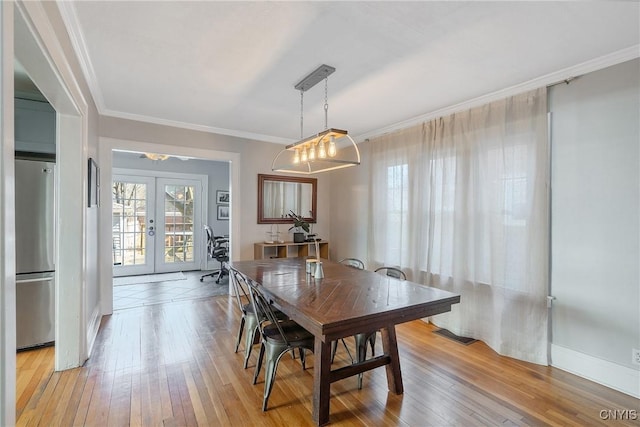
[15, 159, 56, 350]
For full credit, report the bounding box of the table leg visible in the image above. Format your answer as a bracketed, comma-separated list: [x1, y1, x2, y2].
[312, 336, 331, 426]
[381, 325, 403, 394]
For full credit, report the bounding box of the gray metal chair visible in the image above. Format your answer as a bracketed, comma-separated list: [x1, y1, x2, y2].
[228, 268, 261, 368]
[374, 266, 407, 280]
[332, 257, 368, 364]
[338, 257, 365, 270]
[332, 257, 381, 389]
[246, 278, 314, 411]
[344, 266, 406, 389]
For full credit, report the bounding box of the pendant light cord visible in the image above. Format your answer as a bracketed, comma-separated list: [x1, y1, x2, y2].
[324, 77, 329, 130]
[300, 90, 304, 139]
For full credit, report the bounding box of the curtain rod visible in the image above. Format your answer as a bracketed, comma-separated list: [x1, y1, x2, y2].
[547, 76, 577, 88]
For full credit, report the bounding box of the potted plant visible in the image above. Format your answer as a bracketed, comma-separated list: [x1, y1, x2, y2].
[288, 210, 310, 243]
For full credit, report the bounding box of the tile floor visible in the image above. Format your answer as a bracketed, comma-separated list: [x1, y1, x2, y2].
[112, 270, 229, 311]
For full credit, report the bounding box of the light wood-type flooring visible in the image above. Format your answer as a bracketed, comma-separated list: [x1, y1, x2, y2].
[17, 295, 639, 426]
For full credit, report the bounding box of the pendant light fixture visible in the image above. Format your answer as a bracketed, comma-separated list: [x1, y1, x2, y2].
[272, 64, 360, 175]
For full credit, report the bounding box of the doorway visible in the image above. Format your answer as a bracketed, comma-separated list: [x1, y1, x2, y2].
[112, 172, 205, 277]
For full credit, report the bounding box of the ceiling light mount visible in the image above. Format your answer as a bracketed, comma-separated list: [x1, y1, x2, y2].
[294, 64, 335, 92]
[272, 65, 360, 175]
[142, 152, 170, 161]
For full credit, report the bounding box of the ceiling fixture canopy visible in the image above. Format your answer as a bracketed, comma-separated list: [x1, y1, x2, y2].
[272, 64, 360, 175]
[142, 153, 170, 161]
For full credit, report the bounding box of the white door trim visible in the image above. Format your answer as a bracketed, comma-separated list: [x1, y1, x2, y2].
[17, 0, 89, 373]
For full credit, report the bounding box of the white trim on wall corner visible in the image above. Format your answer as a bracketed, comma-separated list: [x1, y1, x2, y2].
[86, 304, 101, 359]
[551, 344, 640, 399]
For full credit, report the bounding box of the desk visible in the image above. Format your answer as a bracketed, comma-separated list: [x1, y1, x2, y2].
[229, 257, 460, 426]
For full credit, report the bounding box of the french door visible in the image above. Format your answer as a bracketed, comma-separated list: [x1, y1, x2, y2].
[112, 173, 203, 276]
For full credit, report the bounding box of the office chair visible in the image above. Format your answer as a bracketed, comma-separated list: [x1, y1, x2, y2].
[200, 225, 229, 284]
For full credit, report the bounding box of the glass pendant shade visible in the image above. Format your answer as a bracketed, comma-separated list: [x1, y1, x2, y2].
[318, 141, 327, 158]
[327, 136, 337, 157]
[272, 128, 360, 175]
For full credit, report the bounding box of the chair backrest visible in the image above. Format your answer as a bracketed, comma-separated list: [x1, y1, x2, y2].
[245, 278, 291, 347]
[339, 258, 365, 270]
[229, 268, 251, 313]
[204, 224, 229, 260]
[204, 225, 215, 256]
[374, 266, 406, 280]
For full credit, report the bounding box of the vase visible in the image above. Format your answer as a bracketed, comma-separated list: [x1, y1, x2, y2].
[293, 232, 305, 243]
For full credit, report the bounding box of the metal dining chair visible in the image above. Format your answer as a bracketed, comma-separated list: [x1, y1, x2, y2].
[332, 257, 372, 368]
[374, 266, 407, 280]
[246, 277, 315, 411]
[338, 257, 365, 270]
[229, 267, 292, 370]
[343, 266, 406, 389]
[228, 268, 262, 368]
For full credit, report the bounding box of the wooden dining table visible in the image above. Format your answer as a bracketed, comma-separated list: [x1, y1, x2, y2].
[228, 257, 461, 426]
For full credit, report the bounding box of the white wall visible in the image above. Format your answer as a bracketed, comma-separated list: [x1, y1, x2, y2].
[550, 58, 640, 396]
[328, 141, 371, 264]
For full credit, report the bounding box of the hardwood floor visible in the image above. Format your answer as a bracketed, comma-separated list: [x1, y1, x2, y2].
[17, 295, 639, 426]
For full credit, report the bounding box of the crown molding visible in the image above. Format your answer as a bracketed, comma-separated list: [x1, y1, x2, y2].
[56, 1, 103, 113]
[102, 109, 296, 145]
[355, 45, 640, 142]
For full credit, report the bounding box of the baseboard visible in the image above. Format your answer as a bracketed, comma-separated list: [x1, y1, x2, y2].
[86, 304, 102, 359]
[551, 344, 640, 398]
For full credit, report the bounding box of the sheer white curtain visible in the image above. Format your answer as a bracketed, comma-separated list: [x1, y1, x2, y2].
[368, 88, 549, 364]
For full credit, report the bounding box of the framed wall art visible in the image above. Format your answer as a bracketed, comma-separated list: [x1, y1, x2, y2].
[217, 205, 229, 220]
[216, 190, 229, 204]
[88, 157, 99, 207]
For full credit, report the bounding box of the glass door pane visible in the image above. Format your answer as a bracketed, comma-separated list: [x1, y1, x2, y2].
[155, 178, 202, 273]
[112, 175, 156, 276]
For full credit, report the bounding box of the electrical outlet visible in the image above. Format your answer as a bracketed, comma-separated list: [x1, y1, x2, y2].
[633, 349, 640, 366]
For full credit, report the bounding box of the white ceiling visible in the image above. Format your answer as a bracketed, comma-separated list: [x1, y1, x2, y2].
[60, 1, 639, 144]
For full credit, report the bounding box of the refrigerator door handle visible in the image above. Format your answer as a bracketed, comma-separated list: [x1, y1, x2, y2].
[16, 277, 54, 284]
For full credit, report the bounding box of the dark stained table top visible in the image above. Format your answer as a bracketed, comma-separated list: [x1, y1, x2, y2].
[229, 258, 461, 341]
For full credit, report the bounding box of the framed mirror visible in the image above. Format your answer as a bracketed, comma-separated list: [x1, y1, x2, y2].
[258, 174, 317, 224]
